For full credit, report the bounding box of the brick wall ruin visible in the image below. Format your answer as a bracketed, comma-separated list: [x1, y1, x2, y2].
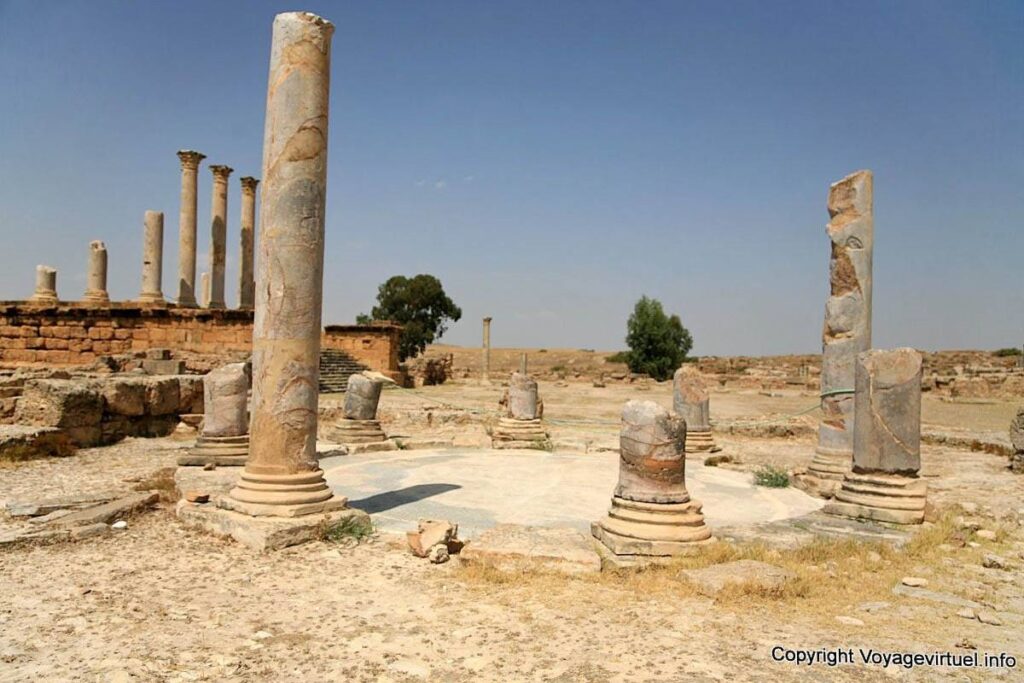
[0, 303, 401, 377]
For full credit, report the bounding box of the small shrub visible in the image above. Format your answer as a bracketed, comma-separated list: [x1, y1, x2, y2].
[132, 467, 178, 502]
[753, 464, 790, 488]
[605, 351, 630, 364]
[704, 454, 733, 467]
[538, 349, 548, 353]
[319, 515, 374, 544]
[551, 364, 567, 373]
[993, 347, 1022, 357]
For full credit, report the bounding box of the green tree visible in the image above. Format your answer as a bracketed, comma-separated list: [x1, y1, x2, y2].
[357, 274, 462, 361]
[623, 296, 693, 381]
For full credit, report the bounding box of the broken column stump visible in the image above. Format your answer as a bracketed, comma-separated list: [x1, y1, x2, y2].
[592, 400, 713, 559]
[178, 362, 250, 466]
[492, 361, 550, 450]
[824, 348, 927, 524]
[323, 373, 393, 450]
[672, 366, 718, 453]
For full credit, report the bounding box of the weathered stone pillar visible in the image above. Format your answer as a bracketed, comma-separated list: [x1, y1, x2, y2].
[226, 11, 345, 514]
[493, 357, 549, 449]
[83, 241, 110, 303]
[803, 170, 873, 496]
[139, 210, 165, 304]
[179, 363, 251, 466]
[29, 265, 58, 304]
[672, 366, 717, 453]
[200, 272, 210, 308]
[593, 400, 712, 557]
[207, 165, 233, 309]
[1010, 407, 1024, 474]
[238, 177, 260, 309]
[323, 373, 392, 447]
[176, 150, 205, 307]
[824, 348, 927, 524]
[482, 317, 492, 383]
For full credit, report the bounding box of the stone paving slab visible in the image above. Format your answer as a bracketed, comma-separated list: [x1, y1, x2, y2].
[321, 448, 824, 541]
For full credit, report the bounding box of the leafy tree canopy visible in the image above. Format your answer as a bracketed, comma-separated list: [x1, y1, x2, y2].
[357, 274, 462, 362]
[624, 295, 693, 381]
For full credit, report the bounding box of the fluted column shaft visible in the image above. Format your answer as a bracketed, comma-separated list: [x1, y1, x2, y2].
[208, 165, 233, 309]
[176, 150, 205, 306]
[239, 177, 259, 309]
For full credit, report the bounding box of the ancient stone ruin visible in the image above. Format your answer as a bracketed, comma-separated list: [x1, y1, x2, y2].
[1010, 407, 1024, 474]
[177, 11, 370, 550]
[178, 362, 251, 466]
[29, 265, 58, 304]
[803, 170, 873, 497]
[824, 348, 928, 524]
[592, 400, 713, 559]
[672, 365, 717, 453]
[492, 354, 550, 449]
[323, 372, 394, 451]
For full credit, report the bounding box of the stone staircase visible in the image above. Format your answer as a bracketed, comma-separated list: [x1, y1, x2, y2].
[319, 349, 369, 393]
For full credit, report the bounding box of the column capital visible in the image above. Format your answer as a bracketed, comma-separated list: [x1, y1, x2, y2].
[177, 150, 206, 170]
[210, 165, 234, 180]
[240, 176, 260, 193]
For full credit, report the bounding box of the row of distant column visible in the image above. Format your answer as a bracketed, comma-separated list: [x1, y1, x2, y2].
[29, 152, 259, 309]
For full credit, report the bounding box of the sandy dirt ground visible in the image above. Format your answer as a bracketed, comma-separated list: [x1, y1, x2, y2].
[1, 382, 1022, 682]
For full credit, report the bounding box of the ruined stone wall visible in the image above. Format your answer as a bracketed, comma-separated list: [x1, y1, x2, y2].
[0, 304, 400, 375]
[322, 324, 401, 378]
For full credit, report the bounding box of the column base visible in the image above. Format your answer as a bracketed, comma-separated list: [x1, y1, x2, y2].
[592, 496, 714, 557]
[684, 428, 717, 453]
[324, 418, 389, 444]
[137, 293, 167, 305]
[795, 446, 852, 498]
[175, 296, 198, 308]
[178, 434, 249, 466]
[228, 467, 337, 509]
[176, 498, 369, 551]
[491, 417, 551, 450]
[823, 472, 927, 525]
[82, 292, 110, 304]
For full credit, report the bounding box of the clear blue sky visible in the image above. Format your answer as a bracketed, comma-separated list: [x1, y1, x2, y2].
[0, 1, 1020, 355]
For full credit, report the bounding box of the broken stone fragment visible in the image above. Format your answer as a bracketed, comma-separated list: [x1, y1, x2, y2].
[406, 519, 458, 558]
[428, 544, 450, 564]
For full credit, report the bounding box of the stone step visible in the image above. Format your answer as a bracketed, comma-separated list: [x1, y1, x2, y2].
[318, 349, 370, 393]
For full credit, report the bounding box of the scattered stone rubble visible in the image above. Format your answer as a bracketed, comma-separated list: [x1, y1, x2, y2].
[406, 519, 464, 563]
[1, 491, 159, 546]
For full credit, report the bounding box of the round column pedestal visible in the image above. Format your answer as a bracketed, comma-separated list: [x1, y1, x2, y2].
[592, 496, 714, 557]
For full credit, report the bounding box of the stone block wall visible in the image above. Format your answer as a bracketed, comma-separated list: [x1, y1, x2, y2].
[0, 303, 401, 376]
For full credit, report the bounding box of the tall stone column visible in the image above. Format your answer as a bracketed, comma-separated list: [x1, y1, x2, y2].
[176, 150, 205, 307]
[803, 170, 873, 496]
[139, 210, 165, 303]
[226, 11, 344, 514]
[207, 165, 233, 309]
[238, 176, 260, 309]
[29, 265, 58, 304]
[824, 348, 927, 524]
[482, 317, 492, 383]
[82, 241, 110, 303]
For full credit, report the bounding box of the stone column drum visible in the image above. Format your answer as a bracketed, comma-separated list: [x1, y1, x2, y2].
[139, 210, 165, 304]
[1010, 407, 1024, 474]
[492, 368, 549, 449]
[207, 165, 232, 309]
[225, 11, 348, 515]
[176, 150, 205, 307]
[593, 400, 712, 557]
[82, 241, 110, 303]
[238, 176, 260, 309]
[805, 170, 873, 495]
[179, 363, 251, 466]
[200, 272, 211, 308]
[672, 366, 717, 453]
[29, 265, 58, 304]
[323, 373, 391, 446]
[824, 348, 927, 524]
[481, 317, 492, 383]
